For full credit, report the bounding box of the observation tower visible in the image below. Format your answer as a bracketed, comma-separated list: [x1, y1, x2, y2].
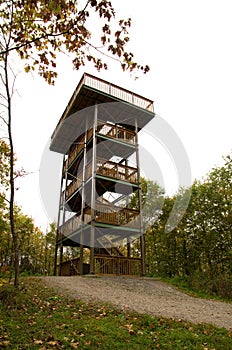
[50, 73, 155, 276]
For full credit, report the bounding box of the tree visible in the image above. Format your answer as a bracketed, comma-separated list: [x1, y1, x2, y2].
[0, 141, 11, 271]
[128, 178, 165, 270]
[0, 42, 20, 286]
[129, 177, 164, 228]
[185, 155, 232, 277]
[44, 222, 56, 275]
[144, 153, 232, 298]
[0, 140, 10, 189]
[0, 201, 57, 276]
[0, 0, 150, 84]
[0, 1, 150, 287]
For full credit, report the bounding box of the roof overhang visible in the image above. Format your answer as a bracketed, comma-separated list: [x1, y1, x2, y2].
[50, 73, 155, 154]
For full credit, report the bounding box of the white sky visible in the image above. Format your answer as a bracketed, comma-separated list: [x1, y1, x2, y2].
[9, 0, 232, 230]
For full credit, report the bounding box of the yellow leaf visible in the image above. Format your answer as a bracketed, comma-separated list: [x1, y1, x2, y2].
[0, 279, 7, 288]
[1, 340, 10, 346]
[48, 341, 59, 346]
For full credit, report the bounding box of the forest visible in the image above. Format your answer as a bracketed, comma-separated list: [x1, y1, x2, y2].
[144, 154, 232, 299]
[1, 137, 231, 299]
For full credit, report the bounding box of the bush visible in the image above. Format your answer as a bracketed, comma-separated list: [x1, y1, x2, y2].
[189, 272, 232, 300]
[166, 272, 232, 301]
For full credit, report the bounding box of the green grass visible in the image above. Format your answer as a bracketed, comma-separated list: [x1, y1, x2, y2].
[163, 275, 232, 303]
[0, 277, 232, 349]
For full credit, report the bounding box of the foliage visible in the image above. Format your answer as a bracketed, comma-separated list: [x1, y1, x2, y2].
[185, 155, 232, 277]
[0, 277, 232, 349]
[145, 153, 232, 300]
[0, 206, 57, 276]
[0, 140, 10, 189]
[0, 0, 150, 84]
[129, 177, 164, 227]
[164, 275, 232, 302]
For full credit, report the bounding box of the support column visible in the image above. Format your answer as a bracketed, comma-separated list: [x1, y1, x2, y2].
[58, 245, 63, 276]
[90, 104, 98, 274]
[53, 241, 58, 276]
[59, 156, 68, 276]
[125, 161, 131, 258]
[79, 119, 88, 275]
[54, 155, 65, 276]
[127, 237, 131, 257]
[135, 121, 145, 276]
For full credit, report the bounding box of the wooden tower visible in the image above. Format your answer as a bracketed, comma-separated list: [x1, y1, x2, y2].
[50, 73, 155, 276]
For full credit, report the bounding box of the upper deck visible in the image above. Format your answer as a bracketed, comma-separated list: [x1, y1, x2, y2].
[50, 73, 155, 154]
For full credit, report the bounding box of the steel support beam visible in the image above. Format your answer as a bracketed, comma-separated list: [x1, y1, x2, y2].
[79, 118, 88, 275]
[90, 104, 98, 274]
[135, 121, 145, 276]
[54, 155, 66, 275]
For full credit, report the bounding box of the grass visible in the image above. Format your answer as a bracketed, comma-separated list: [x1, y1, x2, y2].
[162, 276, 232, 303]
[0, 277, 232, 349]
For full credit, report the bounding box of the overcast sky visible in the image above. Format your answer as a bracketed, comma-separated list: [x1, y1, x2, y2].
[11, 0, 232, 229]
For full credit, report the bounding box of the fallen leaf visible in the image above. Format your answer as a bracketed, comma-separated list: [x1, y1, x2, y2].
[70, 342, 79, 348]
[0, 340, 11, 347]
[47, 340, 59, 346]
[85, 340, 92, 345]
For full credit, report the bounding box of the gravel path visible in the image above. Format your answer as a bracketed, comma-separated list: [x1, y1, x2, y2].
[42, 276, 232, 331]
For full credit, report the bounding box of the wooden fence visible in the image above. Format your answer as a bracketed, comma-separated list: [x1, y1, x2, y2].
[94, 255, 141, 276]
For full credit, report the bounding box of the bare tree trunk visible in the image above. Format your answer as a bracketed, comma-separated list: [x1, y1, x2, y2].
[0, 1, 20, 288]
[4, 53, 19, 288]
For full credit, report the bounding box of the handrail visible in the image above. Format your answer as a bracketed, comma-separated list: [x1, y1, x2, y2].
[96, 158, 138, 183]
[97, 120, 136, 144]
[65, 158, 138, 201]
[94, 255, 141, 275]
[63, 121, 136, 174]
[59, 214, 82, 237]
[95, 202, 140, 226]
[63, 128, 94, 173]
[59, 203, 140, 236]
[85, 74, 154, 112]
[51, 73, 154, 144]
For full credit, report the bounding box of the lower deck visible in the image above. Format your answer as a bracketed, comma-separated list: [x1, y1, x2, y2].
[58, 255, 142, 276]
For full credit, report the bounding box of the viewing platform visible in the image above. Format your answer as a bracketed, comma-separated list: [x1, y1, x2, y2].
[59, 203, 140, 240]
[63, 121, 136, 175]
[64, 158, 138, 203]
[50, 73, 154, 154]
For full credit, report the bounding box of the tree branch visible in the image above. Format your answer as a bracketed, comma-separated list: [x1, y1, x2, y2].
[0, 0, 91, 56]
[0, 192, 10, 204]
[0, 102, 8, 110]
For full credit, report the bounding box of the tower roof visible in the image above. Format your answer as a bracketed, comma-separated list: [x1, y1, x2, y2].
[50, 73, 155, 154]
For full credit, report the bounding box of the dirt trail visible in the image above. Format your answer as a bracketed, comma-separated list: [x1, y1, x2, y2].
[42, 276, 232, 331]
